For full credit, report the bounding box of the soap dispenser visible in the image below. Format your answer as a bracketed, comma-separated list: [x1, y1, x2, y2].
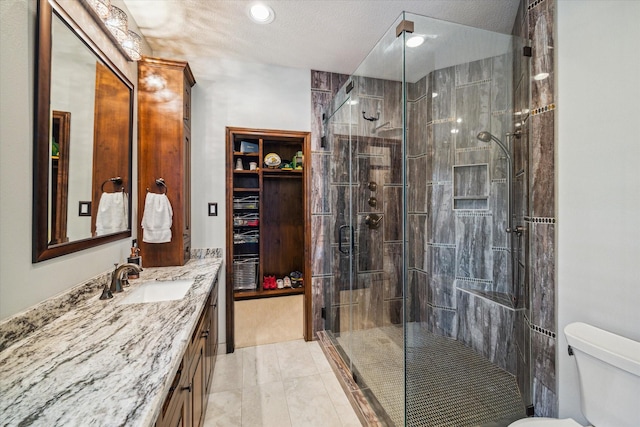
[127, 239, 142, 278]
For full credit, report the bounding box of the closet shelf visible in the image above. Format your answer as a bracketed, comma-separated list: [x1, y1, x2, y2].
[234, 286, 304, 300]
[233, 152, 260, 157]
[233, 187, 260, 192]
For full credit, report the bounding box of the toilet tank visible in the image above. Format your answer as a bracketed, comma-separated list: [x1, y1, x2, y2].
[564, 322, 640, 427]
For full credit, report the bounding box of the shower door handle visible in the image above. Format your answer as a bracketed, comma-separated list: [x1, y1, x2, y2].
[339, 225, 353, 254]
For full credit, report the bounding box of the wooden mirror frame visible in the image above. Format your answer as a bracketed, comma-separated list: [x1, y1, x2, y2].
[33, 0, 133, 262]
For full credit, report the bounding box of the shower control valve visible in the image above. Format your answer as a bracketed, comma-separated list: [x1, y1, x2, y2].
[365, 214, 382, 230]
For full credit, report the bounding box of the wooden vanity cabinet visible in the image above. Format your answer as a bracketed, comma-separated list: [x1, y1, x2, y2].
[204, 290, 218, 394]
[137, 56, 195, 267]
[156, 275, 218, 427]
[185, 331, 206, 427]
[156, 360, 187, 427]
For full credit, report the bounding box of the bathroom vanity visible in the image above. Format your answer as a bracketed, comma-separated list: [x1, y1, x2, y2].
[0, 257, 221, 427]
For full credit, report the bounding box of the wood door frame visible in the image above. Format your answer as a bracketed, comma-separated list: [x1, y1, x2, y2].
[50, 110, 70, 245]
[225, 127, 312, 353]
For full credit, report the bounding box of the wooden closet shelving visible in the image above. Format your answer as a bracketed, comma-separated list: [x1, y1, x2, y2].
[225, 127, 311, 350]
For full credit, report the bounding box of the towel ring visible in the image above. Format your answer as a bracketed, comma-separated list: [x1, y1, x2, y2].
[101, 177, 124, 193]
[146, 178, 168, 194]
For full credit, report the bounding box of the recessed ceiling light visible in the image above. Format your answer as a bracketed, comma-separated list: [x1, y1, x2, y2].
[249, 3, 275, 24]
[406, 35, 425, 48]
[432, 92, 438, 98]
[534, 72, 549, 81]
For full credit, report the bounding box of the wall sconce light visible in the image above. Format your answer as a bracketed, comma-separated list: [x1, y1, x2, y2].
[84, 0, 141, 62]
[122, 30, 141, 61]
[86, 0, 110, 20]
[105, 5, 128, 44]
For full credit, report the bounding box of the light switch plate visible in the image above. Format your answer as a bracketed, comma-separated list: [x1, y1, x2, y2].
[78, 201, 91, 216]
[208, 202, 218, 216]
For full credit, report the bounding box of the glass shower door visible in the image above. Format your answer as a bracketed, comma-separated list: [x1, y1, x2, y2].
[324, 93, 357, 374]
[324, 15, 408, 425]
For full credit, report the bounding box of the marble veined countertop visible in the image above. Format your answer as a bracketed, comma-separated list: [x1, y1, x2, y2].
[0, 257, 222, 427]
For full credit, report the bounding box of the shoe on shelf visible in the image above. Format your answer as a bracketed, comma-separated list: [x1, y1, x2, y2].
[283, 276, 291, 288]
[277, 279, 284, 289]
[263, 275, 276, 290]
[289, 271, 303, 288]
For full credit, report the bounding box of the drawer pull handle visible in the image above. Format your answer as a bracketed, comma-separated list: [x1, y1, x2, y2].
[182, 383, 192, 392]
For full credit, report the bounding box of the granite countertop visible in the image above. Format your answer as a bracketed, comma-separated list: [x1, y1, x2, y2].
[0, 257, 222, 427]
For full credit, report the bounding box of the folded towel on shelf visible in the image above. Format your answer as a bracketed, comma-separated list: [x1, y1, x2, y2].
[95, 191, 128, 236]
[141, 193, 173, 243]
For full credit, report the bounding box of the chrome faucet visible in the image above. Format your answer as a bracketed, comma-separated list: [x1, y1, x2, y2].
[100, 263, 143, 300]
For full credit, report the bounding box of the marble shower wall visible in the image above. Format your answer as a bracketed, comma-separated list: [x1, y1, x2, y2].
[516, 0, 557, 417]
[310, 70, 349, 337]
[310, 71, 404, 337]
[405, 52, 521, 376]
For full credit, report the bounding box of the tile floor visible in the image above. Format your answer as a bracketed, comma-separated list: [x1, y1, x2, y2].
[204, 339, 362, 427]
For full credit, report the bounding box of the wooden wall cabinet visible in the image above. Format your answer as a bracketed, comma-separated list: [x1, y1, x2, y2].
[225, 127, 311, 351]
[138, 56, 195, 267]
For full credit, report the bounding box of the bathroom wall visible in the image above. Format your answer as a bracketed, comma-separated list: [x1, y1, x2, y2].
[0, 0, 146, 321]
[556, 0, 640, 424]
[189, 57, 310, 348]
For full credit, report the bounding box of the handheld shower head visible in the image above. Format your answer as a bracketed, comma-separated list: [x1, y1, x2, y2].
[477, 131, 492, 143]
[477, 130, 514, 235]
[476, 131, 511, 162]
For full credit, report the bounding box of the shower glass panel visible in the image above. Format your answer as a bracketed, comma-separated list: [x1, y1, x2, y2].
[324, 10, 531, 426]
[325, 13, 406, 424]
[324, 91, 356, 375]
[404, 11, 530, 426]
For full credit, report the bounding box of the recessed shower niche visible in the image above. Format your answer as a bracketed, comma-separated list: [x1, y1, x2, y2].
[453, 163, 489, 210]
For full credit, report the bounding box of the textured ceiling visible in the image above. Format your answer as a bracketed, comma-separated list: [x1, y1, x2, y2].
[122, 0, 520, 77]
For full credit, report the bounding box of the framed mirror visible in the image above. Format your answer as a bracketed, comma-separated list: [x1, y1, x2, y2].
[33, 0, 133, 262]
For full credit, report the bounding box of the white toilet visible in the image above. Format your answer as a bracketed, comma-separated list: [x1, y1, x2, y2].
[508, 322, 640, 427]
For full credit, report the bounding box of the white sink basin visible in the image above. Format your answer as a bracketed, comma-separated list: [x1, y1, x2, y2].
[118, 279, 194, 304]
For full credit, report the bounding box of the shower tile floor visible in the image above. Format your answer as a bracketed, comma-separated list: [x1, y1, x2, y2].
[335, 323, 526, 426]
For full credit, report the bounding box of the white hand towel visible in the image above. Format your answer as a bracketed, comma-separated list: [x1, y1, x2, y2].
[141, 193, 173, 243]
[95, 192, 128, 236]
